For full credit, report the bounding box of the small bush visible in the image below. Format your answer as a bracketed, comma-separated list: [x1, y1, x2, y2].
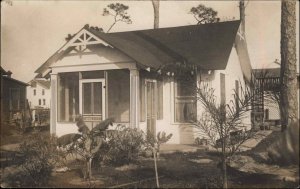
[98, 125, 145, 165]
[3, 134, 64, 187]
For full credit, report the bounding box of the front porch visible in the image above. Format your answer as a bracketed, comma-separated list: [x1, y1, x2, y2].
[50, 65, 141, 136]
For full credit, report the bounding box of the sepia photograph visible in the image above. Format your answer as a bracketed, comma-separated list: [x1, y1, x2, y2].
[1, 0, 299, 188]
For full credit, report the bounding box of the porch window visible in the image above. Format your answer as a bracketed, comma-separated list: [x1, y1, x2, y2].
[174, 75, 196, 123]
[107, 70, 130, 122]
[58, 72, 79, 122]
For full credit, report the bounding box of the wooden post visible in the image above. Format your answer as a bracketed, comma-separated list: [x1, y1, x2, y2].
[130, 69, 140, 128]
[50, 73, 57, 135]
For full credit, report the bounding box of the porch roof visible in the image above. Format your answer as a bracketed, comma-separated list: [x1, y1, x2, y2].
[89, 20, 240, 70]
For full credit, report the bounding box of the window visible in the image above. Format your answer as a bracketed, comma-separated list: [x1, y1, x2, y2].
[43, 99, 46, 106]
[58, 72, 79, 122]
[39, 99, 41, 106]
[174, 75, 196, 123]
[33, 89, 36, 96]
[42, 89, 45, 95]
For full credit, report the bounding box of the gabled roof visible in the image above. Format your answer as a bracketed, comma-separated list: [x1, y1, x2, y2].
[1, 66, 8, 75]
[36, 21, 249, 77]
[89, 20, 240, 70]
[29, 79, 51, 89]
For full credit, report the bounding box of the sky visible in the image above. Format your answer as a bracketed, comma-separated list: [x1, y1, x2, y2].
[1, 0, 299, 83]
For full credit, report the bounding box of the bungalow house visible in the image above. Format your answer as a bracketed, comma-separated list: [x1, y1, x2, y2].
[35, 20, 252, 144]
[27, 78, 51, 109]
[1, 66, 28, 125]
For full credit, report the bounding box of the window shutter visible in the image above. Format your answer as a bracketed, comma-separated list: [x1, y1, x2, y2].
[157, 79, 163, 120]
[220, 73, 226, 105]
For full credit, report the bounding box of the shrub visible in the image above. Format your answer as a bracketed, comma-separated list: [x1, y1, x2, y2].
[3, 133, 64, 187]
[99, 125, 145, 165]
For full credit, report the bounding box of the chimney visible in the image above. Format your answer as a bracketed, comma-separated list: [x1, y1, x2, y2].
[6, 71, 12, 78]
[239, 0, 246, 35]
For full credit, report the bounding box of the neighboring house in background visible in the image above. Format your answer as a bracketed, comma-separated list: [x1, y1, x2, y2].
[35, 19, 252, 144]
[1, 66, 28, 124]
[252, 68, 300, 127]
[27, 79, 51, 109]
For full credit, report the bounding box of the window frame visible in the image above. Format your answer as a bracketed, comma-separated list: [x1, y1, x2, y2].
[173, 76, 197, 124]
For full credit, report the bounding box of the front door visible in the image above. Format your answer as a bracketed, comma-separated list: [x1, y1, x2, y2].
[79, 79, 105, 129]
[146, 80, 156, 136]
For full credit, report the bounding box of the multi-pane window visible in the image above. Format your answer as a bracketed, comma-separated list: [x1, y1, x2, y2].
[174, 75, 196, 123]
[43, 99, 46, 106]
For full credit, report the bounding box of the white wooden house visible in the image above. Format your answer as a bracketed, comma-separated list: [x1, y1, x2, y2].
[27, 79, 51, 109]
[35, 20, 252, 144]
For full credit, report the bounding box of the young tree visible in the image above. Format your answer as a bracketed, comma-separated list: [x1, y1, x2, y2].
[194, 81, 255, 189]
[280, 0, 298, 130]
[190, 4, 220, 24]
[102, 3, 132, 33]
[58, 116, 114, 180]
[145, 131, 172, 188]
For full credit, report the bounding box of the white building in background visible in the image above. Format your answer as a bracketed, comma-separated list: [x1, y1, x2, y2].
[27, 79, 51, 109]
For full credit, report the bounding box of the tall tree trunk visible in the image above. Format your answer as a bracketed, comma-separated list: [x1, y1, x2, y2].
[280, 0, 298, 131]
[152, 0, 159, 29]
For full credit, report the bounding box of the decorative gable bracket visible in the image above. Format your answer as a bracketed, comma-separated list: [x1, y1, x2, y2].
[61, 29, 113, 53]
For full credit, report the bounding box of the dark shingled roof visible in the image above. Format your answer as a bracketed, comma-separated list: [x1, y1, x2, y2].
[36, 21, 252, 80]
[89, 20, 240, 70]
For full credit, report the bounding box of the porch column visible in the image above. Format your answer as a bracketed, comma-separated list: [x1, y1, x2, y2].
[130, 69, 140, 128]
[50, 73, 57, 135]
